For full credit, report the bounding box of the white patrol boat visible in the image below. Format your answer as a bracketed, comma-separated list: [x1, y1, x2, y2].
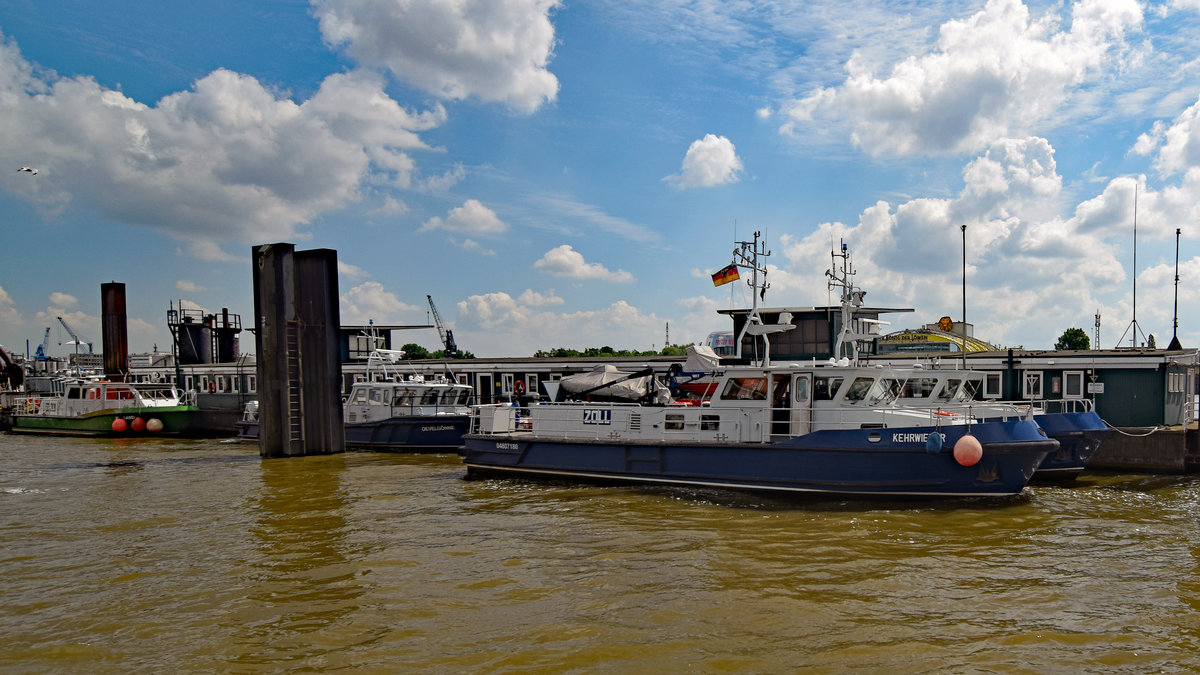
[342, 350, 473, 451]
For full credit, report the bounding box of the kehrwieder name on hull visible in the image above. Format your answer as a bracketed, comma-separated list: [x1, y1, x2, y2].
[892, 432, 935, 444]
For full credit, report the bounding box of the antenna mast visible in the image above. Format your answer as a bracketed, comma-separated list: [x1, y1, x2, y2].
[1169, 228, 1183, 350]
[1116, 181, 1147, 348]
[730, 231, 771, 360]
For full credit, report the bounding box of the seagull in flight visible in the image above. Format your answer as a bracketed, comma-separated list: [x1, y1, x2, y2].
[18, 166, 37, 175]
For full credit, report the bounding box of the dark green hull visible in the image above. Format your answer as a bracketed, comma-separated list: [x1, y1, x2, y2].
[10, 406, 213, 437]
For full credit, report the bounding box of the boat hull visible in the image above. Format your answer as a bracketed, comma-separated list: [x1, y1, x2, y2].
[345, 415, 469, 452]
[1033, 411, 1114, 480]
[10, 406, 209, 437]
[463, 420, 1056, 498]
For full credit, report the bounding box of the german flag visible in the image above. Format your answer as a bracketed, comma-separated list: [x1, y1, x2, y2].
[711, 263, 740, 287]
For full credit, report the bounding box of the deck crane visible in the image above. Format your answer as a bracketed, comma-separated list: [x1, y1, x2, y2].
[426, 295, 458, 358]
[57, 316, 93, 354]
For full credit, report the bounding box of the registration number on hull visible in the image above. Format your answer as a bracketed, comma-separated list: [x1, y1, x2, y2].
[582, 409, 612, 425]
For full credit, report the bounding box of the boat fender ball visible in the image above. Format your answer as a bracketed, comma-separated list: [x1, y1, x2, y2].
[146, 418, 164, 433]
[112, 418, 127, 433]
[925, 432, 943, 454]
[953, 434, 983, 467]
[131, 417, 147, 432]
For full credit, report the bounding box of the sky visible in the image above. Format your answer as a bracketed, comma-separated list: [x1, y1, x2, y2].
[1, 0, 1199, 359]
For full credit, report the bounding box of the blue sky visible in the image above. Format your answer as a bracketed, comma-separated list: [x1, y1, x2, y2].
[1, 0, 1198, 359]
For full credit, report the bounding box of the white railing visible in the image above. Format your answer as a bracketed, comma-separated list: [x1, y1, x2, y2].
[469, 399, 1023, 444]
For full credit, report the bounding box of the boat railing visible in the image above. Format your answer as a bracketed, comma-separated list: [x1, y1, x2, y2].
[470, 398, 1028, 444]
[1030, 398, 1095, 415]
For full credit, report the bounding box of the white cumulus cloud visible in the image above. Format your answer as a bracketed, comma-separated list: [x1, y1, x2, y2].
[311, 0, 561, 113]
[782, 0, 1143, 156]
[340, 281, 422, 324]
[420, 199, 508, 235]
[664, 134, 743, 189]
[0, 37, 446, 256]
[456, 292, 664, 356]
[533, 245, 634, 282]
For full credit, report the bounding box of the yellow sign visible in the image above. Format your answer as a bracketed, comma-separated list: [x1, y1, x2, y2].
[937, 316, 954, 332]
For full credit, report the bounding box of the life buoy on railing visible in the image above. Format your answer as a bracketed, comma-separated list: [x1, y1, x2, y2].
[513, 380, 526, 396]
[208, 381, 217, 393]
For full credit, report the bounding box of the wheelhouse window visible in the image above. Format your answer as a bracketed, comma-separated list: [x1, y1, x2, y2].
[721, 377, 767, 401]
[903, 377, 938, 399]
[844, 377, 876, 402]
[368, 388, 385, 405]
[665, 413, 685, 430]
[351, 388, 369, 404]
[701, 414, 720, 431]
[1022, 371, 1043, 399]
[936, 379, 963, 402]
[814, 376, 843, 401]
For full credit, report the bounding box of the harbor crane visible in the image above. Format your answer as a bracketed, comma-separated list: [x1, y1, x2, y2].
[57, 316, 93, 354]
[33, 327, 51, 360]
[426, 295, 458, 358]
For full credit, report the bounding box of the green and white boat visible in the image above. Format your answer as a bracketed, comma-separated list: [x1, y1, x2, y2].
[10, 378, 206, 437]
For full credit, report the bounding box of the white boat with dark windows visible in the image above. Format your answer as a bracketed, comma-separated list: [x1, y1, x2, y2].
[462, 235, 1058, 498]
[342, 350, 474, 451]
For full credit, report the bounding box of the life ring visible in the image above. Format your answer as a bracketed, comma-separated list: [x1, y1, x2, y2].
[934, 410, 959, 417]
[208, 381, 216, 393]
[513, 380, 526, 395]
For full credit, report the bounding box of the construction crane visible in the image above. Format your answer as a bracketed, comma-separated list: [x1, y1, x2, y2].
[33, 327, 51, 360]
[57, 316, 93, 354]
[426, 295, 458, 358]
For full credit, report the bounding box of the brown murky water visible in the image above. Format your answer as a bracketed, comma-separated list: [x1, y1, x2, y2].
[2, 433, 1199, 673]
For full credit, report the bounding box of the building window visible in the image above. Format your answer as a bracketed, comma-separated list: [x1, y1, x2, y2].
[1064, 371, 1084, 398]
[983, 372, 1002, 398]
[1168, 372, 1184, 394]
[526, 375, 539, 396]
[502, 374, 514, 395]
[247, 375, 256, 393]
[1022, 371, 1043, 399]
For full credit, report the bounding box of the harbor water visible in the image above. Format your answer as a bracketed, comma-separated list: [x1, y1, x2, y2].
[3, 434, 1200, 673]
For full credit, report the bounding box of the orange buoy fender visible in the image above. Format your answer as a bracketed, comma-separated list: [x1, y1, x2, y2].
[131, 417, 147, 432]
[146, 418, 164, 433]
[112, 418, 128, 433]
[953, 434, 983, 466]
